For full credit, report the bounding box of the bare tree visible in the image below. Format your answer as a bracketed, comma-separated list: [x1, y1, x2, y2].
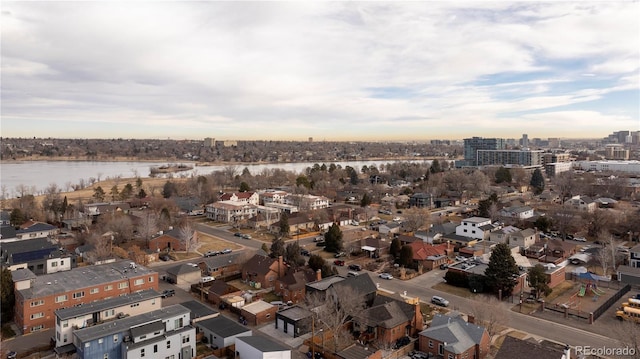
[85, 233, 113, 264]
[138, 213, 159, 248]
[583, 209, 614, 238]
[612, 319, 640, 359]
[100, 214, 134, 245]
[402, 207, 430, 233]
[178, 222, 198, 254]
[469, 295, 509, 338]
[305, 285, 367, 353]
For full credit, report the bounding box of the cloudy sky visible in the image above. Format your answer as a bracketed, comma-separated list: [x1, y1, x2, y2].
[1, 2, 638, 141]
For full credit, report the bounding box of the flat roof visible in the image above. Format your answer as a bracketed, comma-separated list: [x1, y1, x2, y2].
[74, 304, 189, 343]
[237, 335, 290, 352]
[55, 289, 161, 320]
[19, 260, 156, 300]
[277, 306, 312, 321]
[196, 315, 252, 337]
[242, 300, 275, 314]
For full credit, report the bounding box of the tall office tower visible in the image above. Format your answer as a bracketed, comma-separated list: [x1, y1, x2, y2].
[605, 144, 630, 160]
[203, 137, 216, 147]
[521, 134, 529, 148]
[463, 137, 506, 166]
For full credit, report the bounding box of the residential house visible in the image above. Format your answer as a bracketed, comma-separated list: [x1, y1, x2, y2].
[418, 314, 490, 359]
[242, 254, 287, 290]
[165, 263, 202, 286]
[305, 274, 377, 309]
[73, 304, 195, 359]
[378, 222, 401, 236]
[409, 193, 433, 208]
[446, 260, 527, 297]
[258, 190, 289, 205]
[358, 237, 390, 259]
[1, 237, 75, 274]
[270, 214, 316, 237]
[285, 194, 330, 211]
[275, 268, 320, 304]
[494, 336, 571, 359]
[174, 196, 204, 216]
[54, 289, 162, 350]
[248, 207, 281, 229]
[235, 335, 291, 359]
[0, 225, 18, 242]
[219, 191, 260, 205]
[455, 217, 496, 241]
[499, 205, 534, 219]
[83, 202, 130, 218]
[148, 226, 194, 252]
[275, 305, 313, 338]
[0, 210, 10, 226]
[629, 244, 640, 268]
[489, 226, 537, 249]
[406, 242, 449, 271]
[207, 281, 243, 306]
[617, 265, 640, 285]
[198, 252, 241, 280]
[415, 221, 458, 244]
[564, 195, 597, 212]
[240, 300, 278, 326]
[15, 221, 59, 240]
[195, 315, 252, 352]
[13, 260, 158, 334]
[352, 293, 424, 348]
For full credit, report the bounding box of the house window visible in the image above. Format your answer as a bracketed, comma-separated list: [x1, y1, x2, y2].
[30, 312, 44, 319]
[51, 261, 58, 267]
[154, 344, 158, 353]
[428, 340, 433, 348]
[61, 260, 65, 266]
[31, 300, 44, 307]
[266, 314, 271, 318]
[73, 291, 85, 299]
[448, 355, 453, 359]
[167, 340, 171, 349]
[31, 324, 44, 332]
[464, 229, 468, 233]
[134, 279, 144, 286]
[98, 338, 103, 344]
[56, 294, 68, 303]
[130, 303, 140, 308]
[103, 354, 108, 359]
[114, 335, 119, 343]
[62, 320, 69, 328]
[182, 335, 190, 344]
[104, 285, 113, 291]
[140, 335, 147, 340]
[140, 348, 145, 357]
[118, 282, 128, 289]
[149, 276, 154, 282]
[90, 288, 99, 294]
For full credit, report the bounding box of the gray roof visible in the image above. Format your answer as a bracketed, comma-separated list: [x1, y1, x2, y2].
[463, 217, 490, 224]
[11, 268, 36, 282]
[199, 252, 241, 268]
[356, 301, 408, 329]
[18, 260, 156, 300]
[306, 276, 345, 291]
[130, 320, 164, 338]
[420, 314, 486, 354]
[55, 289, 161, 320]
[333, 273, 377, 296]
[277, 306, 313, 321]
[124, 325, 193, 351]
[630, 243, 640, 253]
[237, 335, 290, 352]
[0, 225, 17, 240]
[494, 336, 565, 359]
[338, 344, 377, 359]
[74, 304, 189, 343]
[180, 300, 218, 320]
[196, 315, 252, 337]
[166, 263, 201, 276]
[17, 222, 57, 233]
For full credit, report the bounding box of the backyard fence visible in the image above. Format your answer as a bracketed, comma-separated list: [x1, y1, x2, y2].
[592, 284, 630, 321]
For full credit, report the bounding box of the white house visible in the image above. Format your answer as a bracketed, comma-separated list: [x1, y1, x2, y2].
[285, 194, 330, 211]
[236, 335, 291, 359]
[499, 206, 534, 219]
[206, 201, 258, 223]
[258, 190, 289, 205]
[630, 244, 640, 268]
[220, 192, 260, 205]
[455, 217, 495, 240]
[564, 195, 596, 212]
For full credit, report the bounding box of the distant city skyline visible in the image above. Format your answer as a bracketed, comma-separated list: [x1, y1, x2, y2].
[2, 2, 638, 141]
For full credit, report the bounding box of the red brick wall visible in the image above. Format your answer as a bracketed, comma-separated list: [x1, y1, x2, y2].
[149, 235, 185, 252]
[17, 273, 158, 334]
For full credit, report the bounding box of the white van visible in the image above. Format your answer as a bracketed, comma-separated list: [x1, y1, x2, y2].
[200, 276, 215, 283]
[347, 271, 360, 277]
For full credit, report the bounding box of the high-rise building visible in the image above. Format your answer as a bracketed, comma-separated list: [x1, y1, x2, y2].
[203, 137, 215, 147]
[462, 137, 506, 166]
[604, 130, 631, 144]
[605, 144, 630, 160]
[521, 134, 529, 148]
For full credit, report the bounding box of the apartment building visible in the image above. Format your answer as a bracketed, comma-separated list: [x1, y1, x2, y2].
[54, 289, 162, 350]
[13, 260, 158, 334]
[476, 149, 543, 167]
[605, 144, 630, 160]
[73, 304, 195, 359]
[462, 137, 507, 167]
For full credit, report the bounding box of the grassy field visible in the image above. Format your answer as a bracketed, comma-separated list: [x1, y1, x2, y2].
[197, 232, 244, 253]
[431, 282, 476, 299]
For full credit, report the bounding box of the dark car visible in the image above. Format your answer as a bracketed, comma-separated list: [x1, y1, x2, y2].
[334, 260, 345, 266]
[300, 249, 310, 256]
[348, 264, 362, 271]
[161, 289, 175, 298]
[315, 241, 327, 247]
[159, 254, 171, 261]
[7, 352, 17, 359]
[439, 263, 449, 270]
[234, 232, 242, 237]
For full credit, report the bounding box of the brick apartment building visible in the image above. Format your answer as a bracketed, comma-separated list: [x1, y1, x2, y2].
[13, 260, 158, 334]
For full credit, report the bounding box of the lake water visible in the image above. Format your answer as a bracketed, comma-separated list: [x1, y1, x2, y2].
[0, 159, 432, 197]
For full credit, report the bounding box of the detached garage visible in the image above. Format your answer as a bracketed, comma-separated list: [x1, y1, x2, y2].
[275, 306, 312, 338]
[236, 336, 291, 359]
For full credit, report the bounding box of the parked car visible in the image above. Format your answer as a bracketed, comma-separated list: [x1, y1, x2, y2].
[204, 250, 219, 257]
[242, 234, 252, 239]
[234, 232, 242, 237]
[221, 248, 232, 254]
[313, 236, 324, 242]
[574, 236, 587, 242]
[439, 263, 449, 270]
[200, 276, 215, 283]
[334, 251, 346, 258]
[161, 289, 175, 298]
[379, 272, 393, 280]
[6, 352, 17, 359]
[315, 241, 327, 247]
[431, 295, 449, 307]
[348, 264, 362, 271]
[334, 260, 345, 266]
[159, 254, 171, 261]
[300, 249, 310, 256]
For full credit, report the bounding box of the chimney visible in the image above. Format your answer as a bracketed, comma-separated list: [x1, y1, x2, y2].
[414, 301, 424, 331]
[316, 269, 322, 281]
[468, 315, 475, 324]
[278, 255, 284, 277]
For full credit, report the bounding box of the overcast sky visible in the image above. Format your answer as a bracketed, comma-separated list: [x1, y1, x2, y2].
[2, 1, 638, 141]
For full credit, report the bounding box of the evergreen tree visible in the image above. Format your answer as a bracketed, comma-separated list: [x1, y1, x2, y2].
[239, 181, 250, 192]
[285, 242, 305, 268]
[279, 212, 290, 237]
[110, 185, 119, 201]
[430, 159, 442, 173]
[10, 208, 24, 226]
[1, 267, 15, 323]
[137, 188, 147, 199]
[399, 245, 414, 268]
[360, 193, 371, 207]
[484, 243, 519, 297]
[162, 181, 178, 198]
[324, 223, 344, 253]
[261, 243, 269, 254]
[530, 168, 545, 195]
[533, 216, 552, 233]
[93, 186, 106, 201]
[495, 167, 512, 184]
[308, 254, 325, 272]
[270, 237, 286, 258]
[478, 193, 499, 218]
[528, 264, 552, 299]
[296, 176, 312, 189]
[389, 237, 402, 258]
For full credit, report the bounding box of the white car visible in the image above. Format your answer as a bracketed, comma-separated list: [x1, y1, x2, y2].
[431, 295, 449, 307]
[379, 273, 393, 280]
[574, 237, 587, 242]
